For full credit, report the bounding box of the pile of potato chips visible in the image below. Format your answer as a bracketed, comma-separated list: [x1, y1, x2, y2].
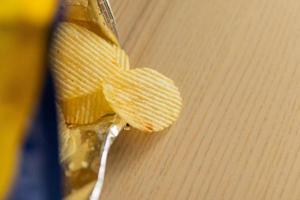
[50, 0, 182, 198]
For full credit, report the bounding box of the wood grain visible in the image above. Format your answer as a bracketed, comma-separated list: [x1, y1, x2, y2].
[102, 0, 300, 199]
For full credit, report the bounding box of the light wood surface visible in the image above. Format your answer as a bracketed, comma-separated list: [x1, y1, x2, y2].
[103, 0, 300, 199]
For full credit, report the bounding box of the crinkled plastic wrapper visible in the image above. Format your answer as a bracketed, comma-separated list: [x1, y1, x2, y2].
[59, 115, 114, 199]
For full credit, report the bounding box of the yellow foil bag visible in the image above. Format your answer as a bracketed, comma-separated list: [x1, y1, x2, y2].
[0, 0, 56, 198]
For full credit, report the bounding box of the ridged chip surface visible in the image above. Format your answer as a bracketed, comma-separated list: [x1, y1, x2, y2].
[103, 68, 182, 132]
[51, 22, 127, 99]
[51, 22, 129, 125]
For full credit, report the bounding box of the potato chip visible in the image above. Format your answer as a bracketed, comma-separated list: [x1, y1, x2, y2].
[51, 22, 129, 125]
[103, 68, 182, 132]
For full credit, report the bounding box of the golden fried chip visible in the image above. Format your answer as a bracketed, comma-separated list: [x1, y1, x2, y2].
[103, 68, 182, 132]
[51, 22, 129, 125]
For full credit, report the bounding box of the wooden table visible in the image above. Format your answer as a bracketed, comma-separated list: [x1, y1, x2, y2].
[103, 0, 300, 199]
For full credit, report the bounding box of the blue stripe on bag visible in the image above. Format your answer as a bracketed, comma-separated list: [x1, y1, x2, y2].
[8, 70, 62, 200]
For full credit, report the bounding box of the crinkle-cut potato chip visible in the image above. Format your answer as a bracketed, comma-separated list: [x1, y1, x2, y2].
[103, 68, 183, 132]
[51, 22, 127, 99]
[63, 0, 119, 45]
[59, 91, 113, 125]
[51, 22, 129, 125]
